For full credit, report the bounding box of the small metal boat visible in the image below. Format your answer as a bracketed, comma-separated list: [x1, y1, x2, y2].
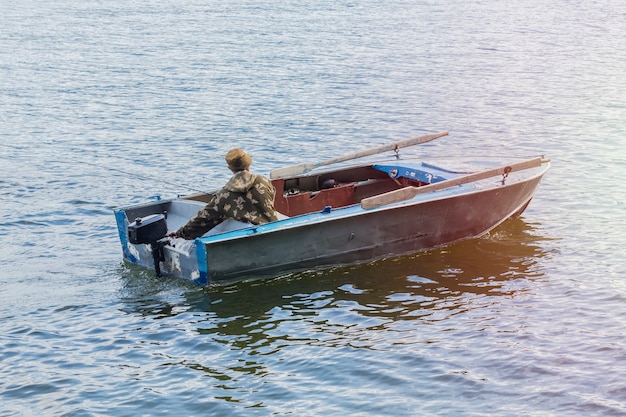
[113, 132, 550, 284]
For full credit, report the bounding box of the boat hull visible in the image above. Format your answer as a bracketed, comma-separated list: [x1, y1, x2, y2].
[114, 157, 549, 285]
[200, 173, 543, 282]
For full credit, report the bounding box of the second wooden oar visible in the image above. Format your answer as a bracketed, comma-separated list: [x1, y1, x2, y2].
[269, 131, 449, 179]
[361, 157, 547, 209]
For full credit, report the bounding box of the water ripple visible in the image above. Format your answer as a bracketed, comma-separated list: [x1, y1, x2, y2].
[2, 0, 626, 415]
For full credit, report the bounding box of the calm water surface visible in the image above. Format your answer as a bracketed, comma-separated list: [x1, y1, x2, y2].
[1, 0, 625, 416]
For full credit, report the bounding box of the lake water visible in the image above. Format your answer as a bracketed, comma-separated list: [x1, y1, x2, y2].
[1, 0, 625, 415]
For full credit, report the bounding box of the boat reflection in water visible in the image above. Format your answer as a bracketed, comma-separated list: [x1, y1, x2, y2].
[120, 216, 552, 324]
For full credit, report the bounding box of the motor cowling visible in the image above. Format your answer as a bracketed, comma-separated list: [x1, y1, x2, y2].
[128, 213, 168, 277]
[128, 214, 167, 245]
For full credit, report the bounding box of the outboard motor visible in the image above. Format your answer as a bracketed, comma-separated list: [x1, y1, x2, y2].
[128, 213, 168, 277]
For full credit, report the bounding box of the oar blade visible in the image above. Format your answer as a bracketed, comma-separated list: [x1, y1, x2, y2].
[269, 163, 317, 179]
[269, 131, 448, 180]
[360, 187, 418, 209]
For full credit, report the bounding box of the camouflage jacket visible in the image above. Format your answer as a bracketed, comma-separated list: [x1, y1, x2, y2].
[176, 171, 279, 240]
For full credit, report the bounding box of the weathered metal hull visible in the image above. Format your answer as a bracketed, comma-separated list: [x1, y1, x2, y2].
[114, 157, 549, 285]
[200, 174, 542, 281]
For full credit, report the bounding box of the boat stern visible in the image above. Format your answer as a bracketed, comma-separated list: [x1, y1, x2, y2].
[113, 199, 208, 284]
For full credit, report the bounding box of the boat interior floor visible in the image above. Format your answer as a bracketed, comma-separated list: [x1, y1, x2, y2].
[271, 164, 433, 217]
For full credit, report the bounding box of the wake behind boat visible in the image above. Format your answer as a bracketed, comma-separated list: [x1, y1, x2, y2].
[113, 132, 550, 285]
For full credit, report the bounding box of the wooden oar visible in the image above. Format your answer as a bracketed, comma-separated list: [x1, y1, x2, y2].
[361, 156, 546, 210]
[269, 131, 449, 179]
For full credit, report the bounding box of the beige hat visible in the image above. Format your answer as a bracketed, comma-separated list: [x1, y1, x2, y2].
[225, 148, 252, 171]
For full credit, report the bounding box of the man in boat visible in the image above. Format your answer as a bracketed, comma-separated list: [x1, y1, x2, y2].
[168, 148, 279, 240]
